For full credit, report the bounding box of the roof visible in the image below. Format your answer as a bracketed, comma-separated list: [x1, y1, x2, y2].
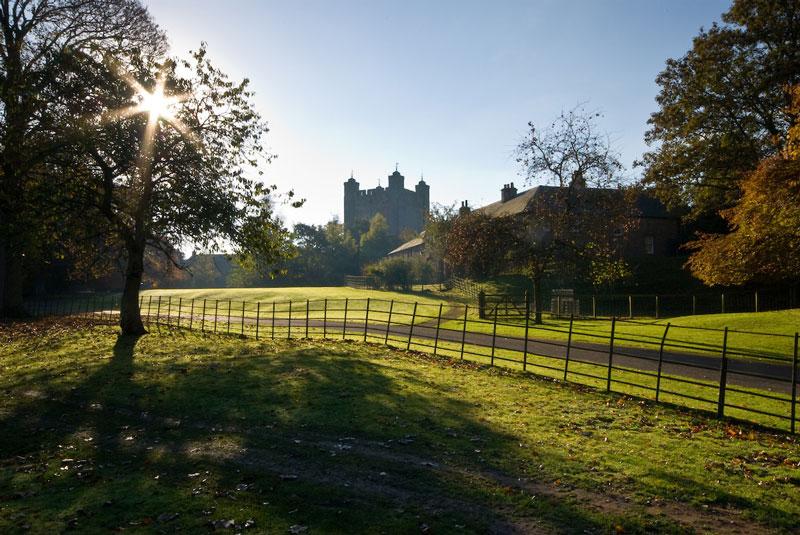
[387, 236, 425, 255]
[475, 185, 673, 219]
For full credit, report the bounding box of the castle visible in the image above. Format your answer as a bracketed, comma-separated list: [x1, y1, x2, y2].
[344, 168, 429, 237]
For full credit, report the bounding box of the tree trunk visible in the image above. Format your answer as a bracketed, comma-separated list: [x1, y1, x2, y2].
[0, 238, 25, 318]
[120, 243, 146, 335]
[532, 274, 543, 324]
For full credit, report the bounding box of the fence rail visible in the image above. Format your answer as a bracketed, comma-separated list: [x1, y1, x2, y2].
[23, 294, 800, 435]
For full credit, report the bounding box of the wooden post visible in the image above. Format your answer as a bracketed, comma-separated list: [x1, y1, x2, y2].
[306, 299, 310, 338]
[227, 300, 232, 334]
[189, 299, 194, 330]
[385, 300, 394, 345]
[791, 332, 798, 434]
[655, 323, 671, 402]
[177, 297, 182, 328]
[717, 327, 729, 418]
[433, 303, 443, 356]
[721, 293, 725, 314]
[592, 295, 597, 319]
[156, 296, 162, 327]
[523, 292, 530, 371]
[628, 295, 633, 319]
[490, 306, 498, 366]
[655, 295, 659, 320]
[342, 298, 348, 339]
[460, 305, 468, 360]
[363, 298, 370, 342]
[478, 290, 486, 319]
[256, 302, 261, 339]
[692, 295, 696, 315]
[754, 291, 759, 313]
[606, 317, 616, 392]
[323, 299, 328, 338]
[148, 296, 153, 327]
[241, 301, 246, 335]
[201, 299, 206, 332]
[407, 302, 417, 350]
[214, 300, 219, 333]
[271, 302, 275, 339]
[563, 314, 574, 381]
[288, 300, 292, 339]
[166, 296, 172, 326]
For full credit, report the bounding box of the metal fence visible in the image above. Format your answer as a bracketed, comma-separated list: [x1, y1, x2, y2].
[478, 287, 798, 320]
[24, 294, 800, 434]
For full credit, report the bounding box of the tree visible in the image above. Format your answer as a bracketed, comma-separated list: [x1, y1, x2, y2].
[56, 44, 295, 334]
[515, 107, 634, 322]
[0, 0, 164, 316]
[423, 203, 457, 280]
[639, 0, 800, 219]
[359, 213, 398, 265]
[685, 86, 800, 286]
[444, 212, 514, 280]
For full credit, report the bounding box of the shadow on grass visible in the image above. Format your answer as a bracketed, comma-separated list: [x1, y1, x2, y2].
[0, 327, 792, 532]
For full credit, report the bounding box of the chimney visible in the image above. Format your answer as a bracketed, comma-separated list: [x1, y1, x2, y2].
[501, 182, 518, 203]
[459, 200, 471, 216]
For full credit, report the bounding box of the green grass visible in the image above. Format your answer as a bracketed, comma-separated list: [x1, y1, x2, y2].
[2, 320, 800, 533]
[441, 309, 800, 362]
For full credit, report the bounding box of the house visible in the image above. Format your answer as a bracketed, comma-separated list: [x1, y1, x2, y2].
[386, 233, 426, 258]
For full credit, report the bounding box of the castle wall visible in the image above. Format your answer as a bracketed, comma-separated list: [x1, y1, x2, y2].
[344, 171, 429, 237]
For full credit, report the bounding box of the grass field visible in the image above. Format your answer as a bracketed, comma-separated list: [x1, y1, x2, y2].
[2, 319, 799, 533]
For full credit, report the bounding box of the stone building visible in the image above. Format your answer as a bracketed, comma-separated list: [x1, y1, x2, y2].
[344, 168, 429, 237]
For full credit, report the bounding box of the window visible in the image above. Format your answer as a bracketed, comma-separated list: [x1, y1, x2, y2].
[644, 235, 655, 255]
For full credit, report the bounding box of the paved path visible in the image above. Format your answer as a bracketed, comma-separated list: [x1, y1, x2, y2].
[144, 312, 796, 395]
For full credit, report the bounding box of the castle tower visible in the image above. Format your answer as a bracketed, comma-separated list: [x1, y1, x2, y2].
[343, 172, 360, 230]
[388, 169, 404, 190]
[415, 176, 430, 219]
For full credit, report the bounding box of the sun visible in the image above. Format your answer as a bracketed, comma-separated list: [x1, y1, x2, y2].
[134, 77, 182, 124]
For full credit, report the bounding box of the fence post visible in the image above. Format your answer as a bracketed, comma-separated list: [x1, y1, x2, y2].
[490, 306, 498, 367]
[201, 299, 206, 332]
[306, 299, 310, 338]
[407, 302, 417, 350]
[433, 303, 443, 356]
[460, 305, 468, 360]
[478, 290, 486, 319]
[606, 317, 616, 392]
[563, 314, 574, 381]
[592, 295, 597, 319]
[628, 295, 633, 319]
[754, 291, 759, 313]
[147, 296, 153, 327]
[241, 301, 246, 335]
[214, 300, 219, 333]
[256, 302, 261, 340]
[323, 299, 328, 338]
[342, 298, 348, 339]
[385, 300, 394, 345]
[655, 295, 659, 320]
[655, 323, 671, 402]
[165, 296, 172, 327]
[227, 300, 232, 334]
[721, 293, 725, 314]
[791, 332, 798, 434]
[288, 300, 292, 339]
[177, 297, 182, 328]
[189, 299, 194, 330]
[692, 295, 696, 315]
[523, 293, 531, 371]
[717, 327, 729, 419]
[271, 302, 275, 339]
[363, 298, 370, 342]
[156, 296, 162, 327]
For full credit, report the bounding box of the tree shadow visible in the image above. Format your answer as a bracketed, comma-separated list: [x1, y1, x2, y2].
[0, 327, 794, 532]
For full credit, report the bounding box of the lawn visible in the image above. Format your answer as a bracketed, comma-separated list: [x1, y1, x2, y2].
[441, 309, 800, 362]
[1, 319, 799, 533]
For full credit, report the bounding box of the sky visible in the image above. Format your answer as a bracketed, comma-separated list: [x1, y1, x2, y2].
[145, 0, 731, 227]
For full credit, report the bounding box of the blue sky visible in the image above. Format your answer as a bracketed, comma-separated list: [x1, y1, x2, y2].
[145, 0, 731, 227]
